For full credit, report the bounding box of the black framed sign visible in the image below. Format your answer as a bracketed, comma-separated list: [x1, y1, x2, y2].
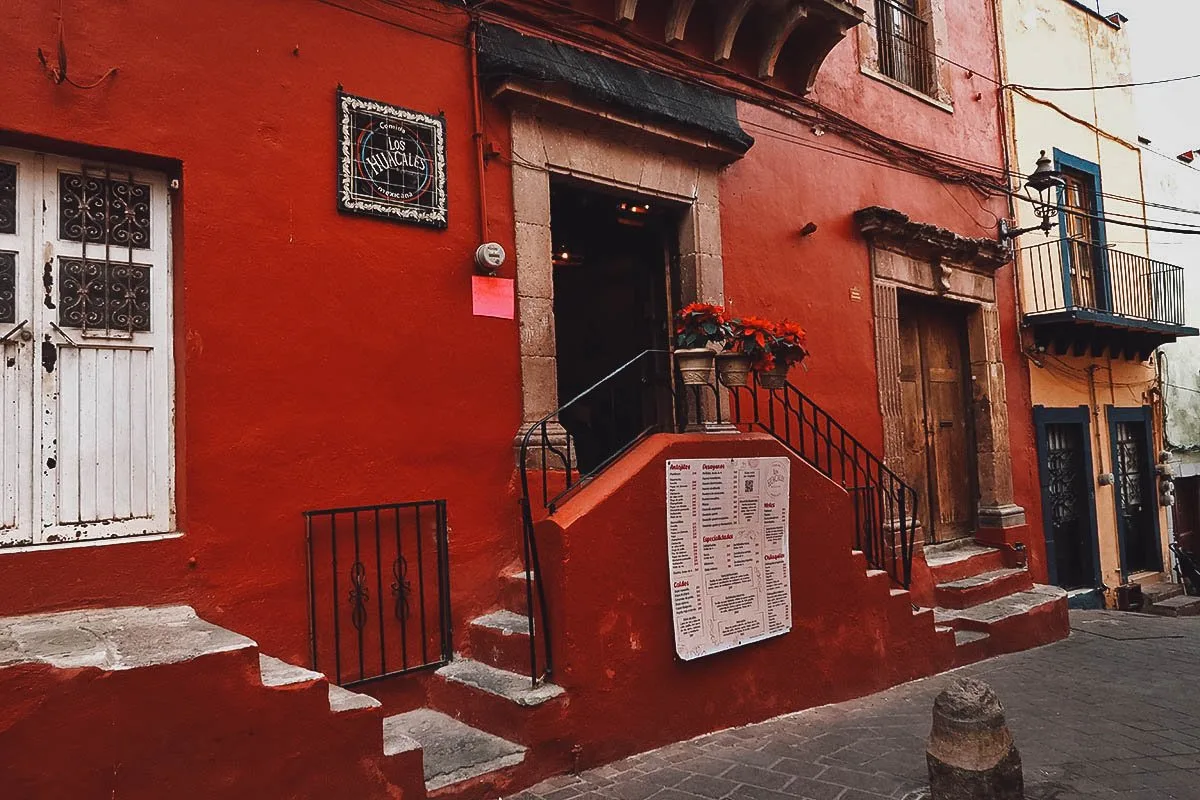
[337, 91, 448, 228]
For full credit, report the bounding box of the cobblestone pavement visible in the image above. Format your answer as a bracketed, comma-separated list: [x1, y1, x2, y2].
[517, 611, 1200, 800]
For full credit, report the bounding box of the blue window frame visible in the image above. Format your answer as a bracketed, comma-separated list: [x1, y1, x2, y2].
[1053, 149, 1111, 311]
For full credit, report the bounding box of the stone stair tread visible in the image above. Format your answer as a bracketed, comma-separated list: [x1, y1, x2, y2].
[954, 630, 990, 646]
[0, 605, 256, 671]
[1150, 595, 1200, 616]
[436, 658, 565, 706]
[505, 568, 535, 581]
[1144, 583, 1186, 603]
[936, 568, 1027, 591]
[383, 708, 526, 791]
[472, 610, 531, 636]
[327, 682, 382, 712]
[934, 584, 1066, 624]
[924, 541, 1002, 568]
[259, 654, 324, 687]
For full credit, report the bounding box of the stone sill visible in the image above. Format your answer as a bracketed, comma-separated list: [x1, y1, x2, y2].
[860, 66, 955, 114]
[0, 530, 184, 555]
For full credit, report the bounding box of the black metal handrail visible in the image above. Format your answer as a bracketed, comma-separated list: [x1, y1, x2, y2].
[515, 349, 918, 687]
[730, 380, 918, 589]
[876, 0, 936, 96]
[1023, 238, 1187, 326]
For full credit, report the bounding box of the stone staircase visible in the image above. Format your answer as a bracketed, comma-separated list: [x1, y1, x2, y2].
[0, 605, 423, 799]
[382, 565, 569, 798]
[923, 540, 1068, 667]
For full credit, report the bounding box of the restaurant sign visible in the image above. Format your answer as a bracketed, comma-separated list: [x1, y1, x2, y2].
[337, 91, 447, 228]
[666, 457, 792, 660]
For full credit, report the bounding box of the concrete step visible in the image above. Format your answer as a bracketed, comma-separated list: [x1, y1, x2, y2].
[384, 708, 526, 792]
[934, 568, 1034, 609]
[953, 630, 989, 646]
[924, 540, 1008, 583]
[258, 654, 323, 687]
[935, 584, 1065, 628]
[499, 568, 536, 613]
[258, 653, 381, 714]
[0, 605, 257, 671]
[1142, 581, 1185, 606]
[1147, 594, 1200, 617]
[436, 658, 564, 708]
[468, 610, 533, 673]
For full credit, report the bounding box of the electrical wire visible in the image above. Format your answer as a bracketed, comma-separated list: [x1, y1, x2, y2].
[1010, 73, 1200, 92]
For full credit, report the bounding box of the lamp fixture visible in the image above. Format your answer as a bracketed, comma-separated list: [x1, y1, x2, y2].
[999, 150, 1066, 240]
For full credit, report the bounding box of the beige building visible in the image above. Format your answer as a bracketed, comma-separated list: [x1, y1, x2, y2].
[995, 0, 1196, 606]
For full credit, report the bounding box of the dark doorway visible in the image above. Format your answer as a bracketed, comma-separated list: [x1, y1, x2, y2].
[1034, 406, 1102, 590]
[1173, 475, 1200, 558]
[897, 294, 978, 543]
[1108, 406, 1163, 577]
[550, 180, 678, 473]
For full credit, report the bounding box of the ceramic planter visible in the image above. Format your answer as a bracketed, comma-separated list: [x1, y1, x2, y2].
[676, 348, 716, 385]
[716, 352, 754, 388]
[757, 362, 790, 389]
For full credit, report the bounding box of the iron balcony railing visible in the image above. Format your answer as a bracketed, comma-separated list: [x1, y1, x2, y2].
[1023, 238, 1187, 326]
[876, 0, 936, 96]
[517, 349, 917, 687]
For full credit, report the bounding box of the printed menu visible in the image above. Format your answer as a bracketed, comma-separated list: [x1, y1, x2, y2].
[666, 457, 792, 660]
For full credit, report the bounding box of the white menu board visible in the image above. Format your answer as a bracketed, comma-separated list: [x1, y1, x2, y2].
[666, 457, 792, 660]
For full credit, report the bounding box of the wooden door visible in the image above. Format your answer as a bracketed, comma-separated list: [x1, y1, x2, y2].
[1062, 171, 1102, 310]
[898, 298, 976, 543]
[0, 147, 174, 547]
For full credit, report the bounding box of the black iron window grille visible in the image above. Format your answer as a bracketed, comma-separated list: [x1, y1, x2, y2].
[0, 252, 15, 324]
[58, 257, 151, 332]
[58, 169, 151, 249]
[876, 0, 936, 96]
[305, 500, 451, 687]
[0, 162, 15, 235]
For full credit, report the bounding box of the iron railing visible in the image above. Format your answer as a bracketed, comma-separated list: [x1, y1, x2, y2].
[305, 500, 451, 687]
[731, 381, 918, 589]
[1023, 238, 1187, 326]
[516, 350, 917, 686]
[876, 0, 936, 96]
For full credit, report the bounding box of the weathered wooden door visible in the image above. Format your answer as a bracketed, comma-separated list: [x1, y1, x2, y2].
[0, 148, 173, 547]
[898, 297, 976, 543]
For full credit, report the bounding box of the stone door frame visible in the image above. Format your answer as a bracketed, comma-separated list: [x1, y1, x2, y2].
[509, 109, 727, 450]
[856, 207, 1025, 536]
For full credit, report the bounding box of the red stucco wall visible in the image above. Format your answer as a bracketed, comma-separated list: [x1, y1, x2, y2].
[0, 0, 1047, 672]
[534, 434, 956, 768]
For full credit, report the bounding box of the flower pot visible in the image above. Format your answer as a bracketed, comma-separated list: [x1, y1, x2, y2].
[676, 348, 716, 385]
[716, 352, 754, 388]
[757, 363, 790, 390]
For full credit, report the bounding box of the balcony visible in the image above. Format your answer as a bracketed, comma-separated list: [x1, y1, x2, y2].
[1022, 238, 1198, 360]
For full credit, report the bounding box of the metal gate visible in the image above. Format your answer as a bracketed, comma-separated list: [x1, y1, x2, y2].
[305, 500, 451, 686]
[1109, 407, 1163, 577]
[1034, 406, 1101, 589]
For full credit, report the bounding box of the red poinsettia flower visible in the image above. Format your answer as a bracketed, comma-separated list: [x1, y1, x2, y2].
[674, 303, 729, 349]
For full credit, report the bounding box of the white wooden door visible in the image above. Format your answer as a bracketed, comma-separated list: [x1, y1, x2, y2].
[0, 148, 173, 547]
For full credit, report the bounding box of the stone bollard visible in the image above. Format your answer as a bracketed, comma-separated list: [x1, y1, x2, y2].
[927, 678, 1023, 800]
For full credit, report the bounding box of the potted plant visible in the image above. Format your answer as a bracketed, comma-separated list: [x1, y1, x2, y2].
[758, 320, 808, 389]
[673, 303, 727, 385]
[719, 316, 774, 388]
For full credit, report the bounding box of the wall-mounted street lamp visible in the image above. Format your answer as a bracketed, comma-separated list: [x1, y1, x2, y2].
[999, 150, 1066, 240]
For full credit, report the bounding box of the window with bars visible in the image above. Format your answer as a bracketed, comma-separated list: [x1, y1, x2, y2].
[875, 0, 937, 96]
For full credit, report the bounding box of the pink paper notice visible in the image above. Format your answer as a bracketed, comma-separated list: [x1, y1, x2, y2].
[472, 276, 515, 319]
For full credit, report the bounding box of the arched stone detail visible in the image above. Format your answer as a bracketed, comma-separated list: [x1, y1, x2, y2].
[758, 4, 808, 79]
[666, 0, 697, 44]
[715, 0, 756, 63]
